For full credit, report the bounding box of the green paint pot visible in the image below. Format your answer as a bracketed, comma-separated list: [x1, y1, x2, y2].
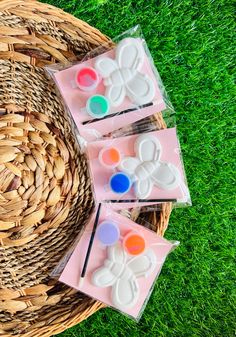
[86, 95, 110, 119]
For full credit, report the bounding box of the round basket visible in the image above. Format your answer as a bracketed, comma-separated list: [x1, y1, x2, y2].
[0, 1, 172, 336]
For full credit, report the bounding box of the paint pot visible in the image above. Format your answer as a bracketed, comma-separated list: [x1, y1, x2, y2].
[76, 67, 99, 91]
[123, 232, 146, 255]
[99, 147, 121, 169]
[96, 220, 120, 246]
[86, 95, 110, 119]
[109, 172, 132, 195]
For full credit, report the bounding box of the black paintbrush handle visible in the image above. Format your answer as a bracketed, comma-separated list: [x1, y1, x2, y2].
[82, 102, 153, 125]
[81, 203, 101, 278]
[104, 199, 177, 203]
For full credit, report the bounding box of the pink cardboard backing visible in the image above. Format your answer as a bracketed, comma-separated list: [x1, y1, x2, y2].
[86, 127, 189, 209]
[54, 38, 166, 142]
[59, 206, 175, 319]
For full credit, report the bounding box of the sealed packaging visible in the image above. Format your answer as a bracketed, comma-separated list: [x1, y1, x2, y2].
[45, 26, 175, 143]
[57, 204, 178, 321]
[85, 127, 191, 209]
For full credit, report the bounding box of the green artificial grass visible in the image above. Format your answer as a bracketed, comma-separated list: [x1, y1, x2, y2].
[41, 0, 235, 336]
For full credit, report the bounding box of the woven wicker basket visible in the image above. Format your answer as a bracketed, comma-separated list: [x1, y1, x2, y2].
[0, 1, 172, 336]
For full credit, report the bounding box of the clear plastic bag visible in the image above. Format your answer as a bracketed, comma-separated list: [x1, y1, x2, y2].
[45, 25, 175, 144]
[52, 204, 179, 321]
[85, 127, 191, 210]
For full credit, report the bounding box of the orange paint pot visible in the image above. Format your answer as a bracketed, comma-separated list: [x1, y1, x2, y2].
[123, 232, 146, 256]
[98, 147, 121, 169]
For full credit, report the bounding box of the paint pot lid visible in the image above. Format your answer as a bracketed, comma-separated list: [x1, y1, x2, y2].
[86, 95, 110, 119]
[76, 67, 99, 91]
[99, 147, 121, 169]
[123, 232, 146, 255]
[109, 172, 132, 194]
[96, 221, 120, 246]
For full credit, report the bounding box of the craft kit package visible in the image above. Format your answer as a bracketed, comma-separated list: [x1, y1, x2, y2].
[85, 127, 191, 210]
[45, 26, 175, 143]
[56, 205, 178, 320]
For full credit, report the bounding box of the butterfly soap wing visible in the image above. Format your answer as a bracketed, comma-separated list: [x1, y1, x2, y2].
[95, 56, 126, 107]
[105, 85, 126, 107]
[151, 162, 181, 190]
[118, 157, 140, 176]
[112, 274, 139, 309]
[127, 249, 157, 278]
[92, 244, 127, 288]
[111, 249, 157, 309]
[108, 243, 127, 264]
[135, 134, 162, 162]
[116, 38, 155, 105]
[116, 38, 144, 70]
[135, 134, 181, 191]
[95, 57, 118, 78]
[126, 73, 156, 106]
[135, 179, 153, 199]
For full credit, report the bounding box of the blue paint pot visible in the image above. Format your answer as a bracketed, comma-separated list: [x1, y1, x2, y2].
[109, 172, 132, 194]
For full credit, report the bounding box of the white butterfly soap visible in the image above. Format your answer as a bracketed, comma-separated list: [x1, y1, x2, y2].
[92, 243, 157, 309]
[119, 134, 181, 199]
[59, 206, 177, 319]
[95, 38, 156, 107]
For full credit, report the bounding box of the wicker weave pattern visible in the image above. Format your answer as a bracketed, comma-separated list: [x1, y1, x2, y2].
[0, 1, 172, 336]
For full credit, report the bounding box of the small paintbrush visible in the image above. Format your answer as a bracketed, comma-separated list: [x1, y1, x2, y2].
[82, 102, 153, 125]
[104, 199, 177, 203]
[79, 203, 102, 287]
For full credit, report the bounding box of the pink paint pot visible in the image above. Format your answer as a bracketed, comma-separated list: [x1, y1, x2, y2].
[75, 67, 99, 92]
